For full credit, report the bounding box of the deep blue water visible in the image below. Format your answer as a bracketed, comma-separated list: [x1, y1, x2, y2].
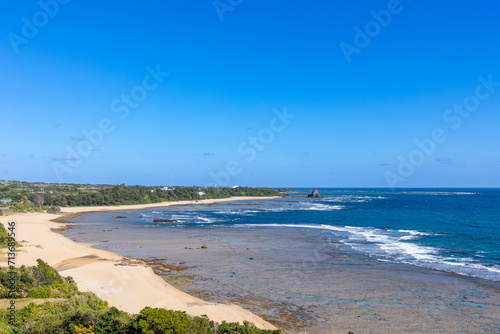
[129, 188, 500, 282]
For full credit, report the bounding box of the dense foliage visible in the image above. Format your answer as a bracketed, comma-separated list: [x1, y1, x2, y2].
[0, 259, 76, 299]
[0, 261, 283, 334]
[37, 186, 280, 207]
[0, 180, 281, 212]
[0, 225, 17, 249]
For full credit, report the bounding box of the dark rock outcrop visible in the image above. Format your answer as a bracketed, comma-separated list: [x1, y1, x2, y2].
[308, 189, 322, 198]
[153, 218, 178, 223]
[115, 216, 127, 219]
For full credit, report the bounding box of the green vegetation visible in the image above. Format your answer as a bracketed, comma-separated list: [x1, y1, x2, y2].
[0, 260, 283, 334]
[0, 180, 281, 213]
[0, 224, 17, 249]
[0, 259, 76, 299]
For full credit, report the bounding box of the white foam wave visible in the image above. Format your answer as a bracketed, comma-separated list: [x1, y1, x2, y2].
[324, 195, 387, 203]
[213, 210, 260, 215]
[304, 204, 344, 211]
[399, 191, 476, 195]
[261, 207, 287, 212]
[398, 229, 436, 236]
[239, 223, 500, 281]
[195, 216, 217, 224]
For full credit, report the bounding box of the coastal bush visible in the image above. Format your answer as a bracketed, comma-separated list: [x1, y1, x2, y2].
[127, 308, 281, 334]
[129, 307, 194, 333]
[0, 322, 14, 334]
[74, 324, 96, 334]
[94, 307, 130, 334]
[27, 285, 51, 298]
[47, 206, 61, 214]
[12, 293, 108, 333]
[217, 321, 282, 334]
[0, 259, 76, 298]
[14, 301, 67, 333]
[190, 315, 216, 333]
[0, 223, 16, 248]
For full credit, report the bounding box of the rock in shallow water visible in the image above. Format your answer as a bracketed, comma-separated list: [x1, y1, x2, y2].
[153, 218, 178, 223]
[308, 189, 322, 198]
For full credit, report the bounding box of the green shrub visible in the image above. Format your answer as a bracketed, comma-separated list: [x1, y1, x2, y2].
[217, 321, 282, 334]
[12, 293, 108, 334]
[27, 285, 51, 298]
[94, 307, 129, 334]
[74, 324, 96, 334]
[191, 315, 216, 333]
[0, 223, 16, 248]
[0, 322, 14, 334]
[14, 301, 65, 334]
[0, 259, 73, 298]
[129, 307, 194, 334]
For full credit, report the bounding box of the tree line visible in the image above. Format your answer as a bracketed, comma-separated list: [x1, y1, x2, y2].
[20, 186, 281, 207]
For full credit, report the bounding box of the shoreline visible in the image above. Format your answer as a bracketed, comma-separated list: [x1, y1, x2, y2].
[0, 197, 281, 330]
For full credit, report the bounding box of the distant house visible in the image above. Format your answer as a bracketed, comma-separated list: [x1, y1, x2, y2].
[198, 191, 205, 196]
[231, 185, 240, 189]
[160, 186, 170, 191]
[0, 199, 12, 204]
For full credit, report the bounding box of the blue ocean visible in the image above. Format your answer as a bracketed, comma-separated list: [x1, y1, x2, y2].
[65, 188, 500, 332]
[135, 188, 500, 282]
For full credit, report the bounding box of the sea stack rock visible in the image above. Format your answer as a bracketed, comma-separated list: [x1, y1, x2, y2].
[308, 189, 322, 198]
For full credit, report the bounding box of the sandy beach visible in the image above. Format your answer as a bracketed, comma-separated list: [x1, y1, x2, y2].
[0, 197, 280, 330]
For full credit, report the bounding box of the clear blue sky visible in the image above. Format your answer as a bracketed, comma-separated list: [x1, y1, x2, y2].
[1, 0, 499, 187]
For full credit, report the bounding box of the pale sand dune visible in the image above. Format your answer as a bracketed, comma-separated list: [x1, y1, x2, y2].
[0, 197, 279, 330]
